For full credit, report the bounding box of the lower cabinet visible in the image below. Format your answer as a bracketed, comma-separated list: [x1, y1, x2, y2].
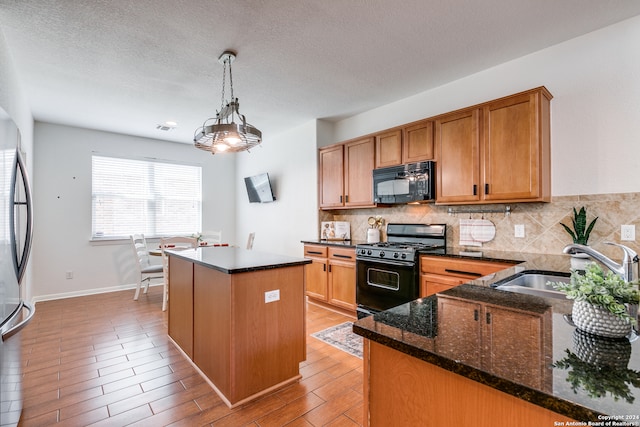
[436, 293, 552, 391]
[420, 255, 514, 297]
[365, 339, 565, 427]
[303, 244, 356, 313]
[168, 256, 194, 358]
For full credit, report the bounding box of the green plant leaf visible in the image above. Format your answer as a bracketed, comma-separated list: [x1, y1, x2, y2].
[549, 262, 640, 323]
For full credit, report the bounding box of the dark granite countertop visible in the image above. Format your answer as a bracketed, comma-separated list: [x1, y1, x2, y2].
[301, 239, 365, 248]
[168, 246, 311, 274]
[353, 250, 640, 422]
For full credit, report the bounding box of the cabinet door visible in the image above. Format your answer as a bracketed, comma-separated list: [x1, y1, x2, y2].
[319, 145, 344, 208]
[420, 273, 466, 297]
[483, 91, 547, 202]
[483, 305, 548, 390]
[305, 257, 328, 301]
[436, 296, 482, 368]
[328, 259, 356, 311]
[344, 137, 375, 207]
[168, 256, 194, 358]
[435, 108, 481, 203]
[375, 129, 403, 168]
[403, 120, 434, 163]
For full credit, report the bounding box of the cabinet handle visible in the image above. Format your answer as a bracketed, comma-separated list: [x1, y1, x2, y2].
[486, 312, 491, 324]
[328, 265, 332, 273]
[323, 264, 326, 272]
[444, 268, 483, 277]
[473, 184, 477, 196]
[333, 254, 353, 259]
[340, 195, 343, 203]
[485, 183, 489, 194]
[345, 195, 349, 203]
[474, 309, 479, 321]
[307, 250, 323, 255]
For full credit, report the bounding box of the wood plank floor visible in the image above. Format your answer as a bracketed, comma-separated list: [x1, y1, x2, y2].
[18, 286, 364, 426]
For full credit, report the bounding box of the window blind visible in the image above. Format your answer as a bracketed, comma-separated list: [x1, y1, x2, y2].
[92, 155, 202, 239]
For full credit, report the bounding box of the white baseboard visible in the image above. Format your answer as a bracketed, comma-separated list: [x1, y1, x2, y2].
[31, 283, 163, 304]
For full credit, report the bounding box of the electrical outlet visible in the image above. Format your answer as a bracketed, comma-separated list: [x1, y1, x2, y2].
[621, 224, 635, 241]
[514, 224, 525, 238]
[264, 289, 280, 303]
[65, 271, 73, 279]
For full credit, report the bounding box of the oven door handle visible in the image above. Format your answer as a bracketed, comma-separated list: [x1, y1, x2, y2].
[356, 258, 415, 268]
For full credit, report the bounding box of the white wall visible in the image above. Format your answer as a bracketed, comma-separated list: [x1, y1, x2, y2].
[331, 15, 640, 196]
[235, 120, 319, 256]
[31, 122, 236, 299]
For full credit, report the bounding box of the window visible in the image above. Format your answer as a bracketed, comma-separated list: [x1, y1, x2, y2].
[92, 155, 202, 239]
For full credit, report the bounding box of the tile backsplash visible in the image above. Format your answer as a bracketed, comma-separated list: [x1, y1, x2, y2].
[321, 192, 640, 260]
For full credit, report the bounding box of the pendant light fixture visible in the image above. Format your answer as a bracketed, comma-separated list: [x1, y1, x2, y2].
[193, 50, 262, 154]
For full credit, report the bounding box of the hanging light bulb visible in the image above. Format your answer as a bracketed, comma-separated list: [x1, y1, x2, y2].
[193, 51, 262, 154]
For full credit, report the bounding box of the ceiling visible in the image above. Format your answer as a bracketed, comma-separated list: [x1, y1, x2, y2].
[1, 1, 640, 145]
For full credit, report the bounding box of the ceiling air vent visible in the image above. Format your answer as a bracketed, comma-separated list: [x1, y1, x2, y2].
[156, 121, 177, 131]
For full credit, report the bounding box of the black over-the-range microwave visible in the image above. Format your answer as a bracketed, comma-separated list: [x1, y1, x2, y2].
[372, 161, 435, 204]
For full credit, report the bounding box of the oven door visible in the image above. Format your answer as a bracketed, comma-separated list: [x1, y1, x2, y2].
[356, 257, 418, 317]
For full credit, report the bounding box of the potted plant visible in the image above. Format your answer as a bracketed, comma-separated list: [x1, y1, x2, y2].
[560, 206, 598, 245]
[550, 262, 639, 338]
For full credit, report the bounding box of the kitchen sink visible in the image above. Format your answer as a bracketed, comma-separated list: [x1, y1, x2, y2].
[492, 271, 571, 299]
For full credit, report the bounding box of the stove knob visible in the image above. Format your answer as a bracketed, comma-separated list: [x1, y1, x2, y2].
[360, 249, 366, 255]
[379, 251, 385, 258]
[401, 253, 407, 259]
[367, 249, 372, 256]
[393, 252, 400, 258]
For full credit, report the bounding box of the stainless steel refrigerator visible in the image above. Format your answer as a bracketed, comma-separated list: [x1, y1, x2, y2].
[0, 109, 35, 426]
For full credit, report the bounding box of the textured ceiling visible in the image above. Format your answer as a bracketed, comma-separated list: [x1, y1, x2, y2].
[1, 0, 640, 144]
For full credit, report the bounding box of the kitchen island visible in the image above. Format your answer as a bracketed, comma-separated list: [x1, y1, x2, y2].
[354, 251, 640, 426]
[166, 246, 311, 408]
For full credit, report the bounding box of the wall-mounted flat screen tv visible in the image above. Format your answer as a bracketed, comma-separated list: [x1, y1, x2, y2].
[244, 173, 276, 203]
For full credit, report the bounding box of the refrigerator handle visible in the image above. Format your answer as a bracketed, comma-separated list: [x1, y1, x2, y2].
[12, 147, 34, 284]
[2, 301, 35, 342]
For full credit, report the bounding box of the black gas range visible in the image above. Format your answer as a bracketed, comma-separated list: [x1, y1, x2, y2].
[355, 223, 446, 319]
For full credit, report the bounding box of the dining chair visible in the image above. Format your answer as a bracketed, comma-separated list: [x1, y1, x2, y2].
[160, 236, 198, 311]
[130, 234, 163, 301]
[247, 232, 255, 250]
[200, 230, 222, 245]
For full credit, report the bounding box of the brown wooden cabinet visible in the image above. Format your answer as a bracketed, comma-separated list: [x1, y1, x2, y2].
[303, 245, 329, 301]
[319, 137, 375, 209]
[168, 251, 307, 408]
[374, 121, 434, 168]
[436, 293, 552, 391]
[420, 255, 514, 297]
[403, 120, 434, 164]
[435, 87, 552, 204]
[304, 244, 356, 313]
[375, 129, 402, 168]
[365, 337, 563, 427]
[434, 108, 481, 203]
[168, 256, 195, 358]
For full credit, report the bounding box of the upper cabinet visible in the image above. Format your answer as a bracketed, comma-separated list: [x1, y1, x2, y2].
[320, 86, 552, 209]
[375, 130, 402, 168]
[435, 87, 552, 205]
[319, 137, 375, 209]
[403, 120, 434, 164]
[375, 120, 434, 168]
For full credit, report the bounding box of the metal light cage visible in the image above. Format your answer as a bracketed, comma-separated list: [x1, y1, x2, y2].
[193, 51, 262, 154]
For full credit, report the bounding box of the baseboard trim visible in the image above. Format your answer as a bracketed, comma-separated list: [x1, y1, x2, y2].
[31, 283, 163, 304]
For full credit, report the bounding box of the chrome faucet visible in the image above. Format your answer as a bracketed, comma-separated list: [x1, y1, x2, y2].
[563, 242, 639, 283]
